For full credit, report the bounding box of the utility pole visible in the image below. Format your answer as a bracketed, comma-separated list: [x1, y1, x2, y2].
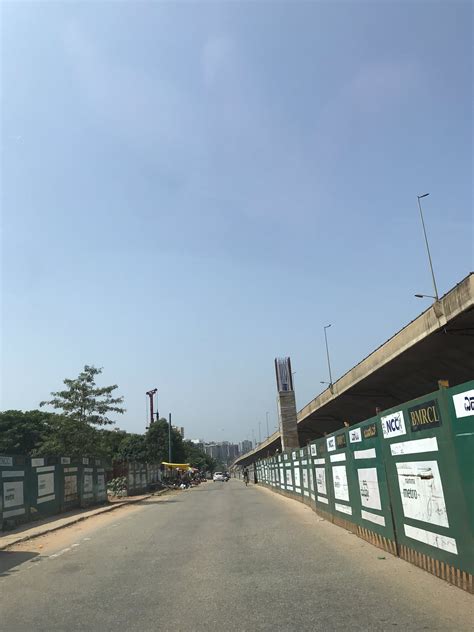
[168, 412, 172, 463]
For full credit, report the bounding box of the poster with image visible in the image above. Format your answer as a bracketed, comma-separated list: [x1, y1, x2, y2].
[64, 475, 78, 499]
[332, 465, 349, 501]
[83, 474, 93, 493]
[315, 467, 327, 495]
[38, 473, 54, 497]
[3, 481, 24, 508]
[357, 467, 382, 510]
[396, 461, 449, 527]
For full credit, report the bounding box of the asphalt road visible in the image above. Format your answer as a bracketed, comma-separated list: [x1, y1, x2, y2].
[0, 480, 472, 631]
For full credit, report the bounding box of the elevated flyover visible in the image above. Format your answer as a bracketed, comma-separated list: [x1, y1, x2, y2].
[235, 272, 474, 467]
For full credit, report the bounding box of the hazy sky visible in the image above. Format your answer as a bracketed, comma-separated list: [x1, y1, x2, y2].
[1, 1, 472, 444]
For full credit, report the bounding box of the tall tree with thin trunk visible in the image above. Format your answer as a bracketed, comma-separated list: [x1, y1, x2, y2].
[40, 365, 125, 426]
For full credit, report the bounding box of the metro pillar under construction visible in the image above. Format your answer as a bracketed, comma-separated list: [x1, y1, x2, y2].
[275, 357, 299, 451]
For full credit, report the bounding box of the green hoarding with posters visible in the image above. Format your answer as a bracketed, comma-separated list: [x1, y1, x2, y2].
[347, 418, 397, 553]
[380, 382, 474, 584]
[0, 455, 28, 529]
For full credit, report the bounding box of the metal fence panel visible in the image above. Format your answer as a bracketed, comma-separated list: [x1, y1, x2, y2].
[0, 455, 28, 529]
[28, 457, 61, 520]
[380, 383, 474, 588]
[59, 457, 81, 512]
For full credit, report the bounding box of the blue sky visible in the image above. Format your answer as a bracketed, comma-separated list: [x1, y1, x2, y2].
[1, 1, 472, 444]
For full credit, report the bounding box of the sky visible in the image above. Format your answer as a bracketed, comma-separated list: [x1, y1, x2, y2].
[1, 1, 472, 445]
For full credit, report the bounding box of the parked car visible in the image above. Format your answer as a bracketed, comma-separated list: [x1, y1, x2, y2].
[213, 472, 226, 482]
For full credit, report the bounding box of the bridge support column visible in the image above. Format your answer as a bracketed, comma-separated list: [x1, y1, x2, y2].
[275, 357, 300, 452]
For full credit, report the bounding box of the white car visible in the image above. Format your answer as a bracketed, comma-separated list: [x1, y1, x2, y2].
[213, 472, 226, 482]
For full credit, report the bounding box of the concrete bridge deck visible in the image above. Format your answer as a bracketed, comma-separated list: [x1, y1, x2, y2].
[235, 272, 473, 466]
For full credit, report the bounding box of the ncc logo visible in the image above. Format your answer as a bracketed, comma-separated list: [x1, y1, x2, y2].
[381, 410, 406, 439]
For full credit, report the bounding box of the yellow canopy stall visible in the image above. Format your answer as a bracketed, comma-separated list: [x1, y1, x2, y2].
[161, 462, 191, 470]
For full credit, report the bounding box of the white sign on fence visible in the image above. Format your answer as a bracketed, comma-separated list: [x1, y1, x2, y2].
[357, 467, 382, 511]
[38, 473, 54, 497]
[315, 467, 327, 495]
[396, 460, 449, 527]
[381, 410, 406, 439]
[452, 389, 474, 419]
[332, 465, 350, 502]
[3, 481, 24, 508]
[349, 428, 362, 443]
[83, 474, 94, 493]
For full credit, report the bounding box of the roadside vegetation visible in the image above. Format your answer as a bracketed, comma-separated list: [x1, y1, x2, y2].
[0, 365, 217, 472]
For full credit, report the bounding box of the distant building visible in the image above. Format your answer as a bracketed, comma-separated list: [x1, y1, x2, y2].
[190, 439, 205, 451]
[240, 440, 253, 454]
[202, 441, 241, 465]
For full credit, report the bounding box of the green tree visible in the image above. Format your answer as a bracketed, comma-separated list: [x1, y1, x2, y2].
[40, 365, 125, 426]
[182, 440, 217, 472]
[98, 428, 128, 461]
[33, 415, 104, 459]
[146, 418, 185, 463]
[0, 410, 51, 455]
[116, 433, 148, 463]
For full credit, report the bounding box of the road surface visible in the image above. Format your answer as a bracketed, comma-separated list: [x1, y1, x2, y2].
[0, 480, 472, 631]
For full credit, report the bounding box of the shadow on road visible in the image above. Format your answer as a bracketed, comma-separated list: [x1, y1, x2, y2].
[0, 550, 40, 577]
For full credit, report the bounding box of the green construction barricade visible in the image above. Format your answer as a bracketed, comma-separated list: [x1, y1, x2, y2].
[278, 454, 285, 492]
[59, 457, 81, 512]
[273, 458, 279, 488]
[80, 458, 96, 507]
[95, 460, 107, 504]
[299, 447, 312, 505]
[448, 380, 474, 546]
[311, 438, 334, 520]
[1, 455, 28, 530]
[127, 462, 136, 494]
[380, 382, 474, 590]
[325, 430, 359, 530]
[308, 442, 317, 502]
[283, 452, 294, 495]
[140, 464, 148, 492]
[289, 450, 300, 498]
[346, 418, 397, 555]
[147, 463, 158, 489]
[29, 457, 61, 520]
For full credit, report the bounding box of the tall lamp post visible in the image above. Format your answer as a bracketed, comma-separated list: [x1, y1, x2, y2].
[168, 412, 172, 463]
[323, 324, 334, 390]
[266, 412, 270, 438]
[416, 193, 439, 302]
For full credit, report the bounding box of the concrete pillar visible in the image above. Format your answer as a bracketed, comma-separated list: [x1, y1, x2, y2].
[278, 390, 300, 451]
[275, 357, 300, 452]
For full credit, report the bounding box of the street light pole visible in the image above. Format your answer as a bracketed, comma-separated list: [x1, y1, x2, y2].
[323, 324, 333, 388]
[258, 420, 261, 444]
[417, 193, 439, 301]
[266, 412, 270, 438]
[168, 412, 172, 463]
